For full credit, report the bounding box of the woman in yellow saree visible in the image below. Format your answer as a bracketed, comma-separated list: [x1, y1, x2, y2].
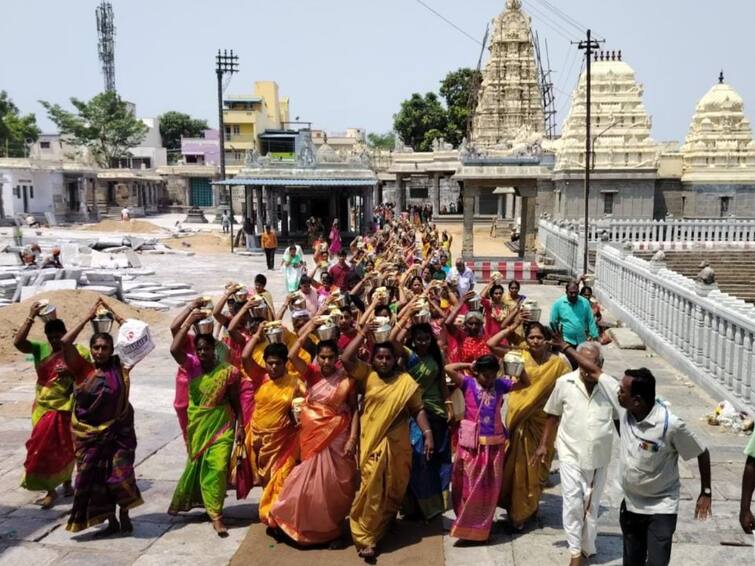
[490, 318, 571, 528]
[241, 326, 302, 525]
[342, 321, 435, 560]
[168, 311, 243, 537]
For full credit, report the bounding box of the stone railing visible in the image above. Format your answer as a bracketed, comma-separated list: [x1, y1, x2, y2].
[594, 244, 755, 411]
[544, 217, 755, 243]
[537, 219, 586, 276]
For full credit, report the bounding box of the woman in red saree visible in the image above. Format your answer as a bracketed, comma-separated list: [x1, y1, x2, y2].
[62, 299, 146, 536]
[268, 325, 358, 545]
[13, 301, 88, 509]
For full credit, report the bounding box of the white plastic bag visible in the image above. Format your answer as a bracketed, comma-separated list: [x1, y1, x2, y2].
[115, 319, 155, 368]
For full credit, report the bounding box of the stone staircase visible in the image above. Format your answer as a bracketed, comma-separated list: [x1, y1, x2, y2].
[634, 249, 755, 303]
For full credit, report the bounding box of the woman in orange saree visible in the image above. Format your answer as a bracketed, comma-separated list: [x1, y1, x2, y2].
[241, 326, 302, 525]
[341, 321, 435, 561]
[268, 326, 358, 545]
[13, 301, 88, 509]
[490, 319, 571, 528]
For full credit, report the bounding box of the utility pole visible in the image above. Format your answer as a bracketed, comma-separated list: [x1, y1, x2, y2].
[216, 49, 238, 253]
[576, 29, 601, 275]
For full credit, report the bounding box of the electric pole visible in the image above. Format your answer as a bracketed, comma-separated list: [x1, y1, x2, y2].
[576, 29, 601, 275]
[216, 49, 239, 252]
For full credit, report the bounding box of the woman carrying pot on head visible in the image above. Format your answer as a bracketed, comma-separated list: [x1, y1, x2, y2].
[341, 318, 435, 560]
[282, 244, 306, 293]
[14, 301, 90, 509]
[170, 298, 230, 445]
[240, 326, 303, 525]
[488, 319, 571, 530]
[390, 313, 453, 522]
[445, 355, 530, 542]
[61, 299, 146, 536]
[268, 327, 358, 546]
[444, 291, 492, 364]
[168, 311, 244, 537]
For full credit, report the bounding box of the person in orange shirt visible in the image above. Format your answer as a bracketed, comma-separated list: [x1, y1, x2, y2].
[261, 225, 278, 270]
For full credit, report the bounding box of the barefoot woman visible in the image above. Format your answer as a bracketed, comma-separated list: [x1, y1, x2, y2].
[13, 301, 88, 509]
[62, 300, 145, 536]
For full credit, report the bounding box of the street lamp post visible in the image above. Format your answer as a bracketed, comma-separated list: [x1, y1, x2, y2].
[216, 49, 238, 253]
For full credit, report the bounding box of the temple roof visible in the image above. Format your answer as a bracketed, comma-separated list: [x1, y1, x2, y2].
[681, 78, 755, 182]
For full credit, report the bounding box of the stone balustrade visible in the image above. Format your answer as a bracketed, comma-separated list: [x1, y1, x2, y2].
[537, 219, 583, 276]
[594, 244, 755, 412]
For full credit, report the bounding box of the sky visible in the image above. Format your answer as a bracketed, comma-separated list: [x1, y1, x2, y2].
[1, 0, 753, 144]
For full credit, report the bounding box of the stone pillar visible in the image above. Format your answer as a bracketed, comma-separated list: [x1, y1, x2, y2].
[395, 175, 405, 212]
[254, 186, 265, 236]
[461, 185, 475, 259]
[364, 188, 374, 233]
[518, 197, 528, 258]
[431, 174, 441, 216]
[281, 192, 289, 239]
[497, 194, 503, 218]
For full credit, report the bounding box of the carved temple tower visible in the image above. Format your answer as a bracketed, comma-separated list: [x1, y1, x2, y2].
[470, 0, 545, 150]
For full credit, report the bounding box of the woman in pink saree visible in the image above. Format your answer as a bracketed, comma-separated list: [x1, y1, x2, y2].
[268, 320, 358, 546]
[328, 219, 342, 255]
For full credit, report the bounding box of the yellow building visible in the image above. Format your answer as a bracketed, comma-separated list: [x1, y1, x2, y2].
[223, 81, 289, 171]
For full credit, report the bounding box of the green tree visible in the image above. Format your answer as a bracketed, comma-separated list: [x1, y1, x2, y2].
[366, 131, 396, 151]
[40, 91, 148, 168]
[439, 68, 481, 147]
[159, 111, 208, 163]
[0, 91, 41, 157]
[393, 92, 447, 152]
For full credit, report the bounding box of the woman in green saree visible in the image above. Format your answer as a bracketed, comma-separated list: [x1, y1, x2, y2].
[168, 309, 244, 537]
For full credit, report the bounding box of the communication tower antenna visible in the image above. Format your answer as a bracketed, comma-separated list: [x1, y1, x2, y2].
[96, 1, 116, 92]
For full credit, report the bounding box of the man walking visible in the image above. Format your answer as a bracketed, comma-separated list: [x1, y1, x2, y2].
[532, 340, 619, 565]
[617, 368, 712, 566]
[550, 280, 599, 348]
[261, 224, 278, 270]
[447, 258, 475, 297]
[328, 249, 353, 292]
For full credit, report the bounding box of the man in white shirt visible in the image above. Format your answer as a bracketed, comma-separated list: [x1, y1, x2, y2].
[532, 340, 618, 566]
[617, 368, 711, 566]
[446, 258, 475, 296]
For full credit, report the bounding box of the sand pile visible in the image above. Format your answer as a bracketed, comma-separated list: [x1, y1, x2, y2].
[81, 218, 164, 234]
[165, 232, 232, 254]
[0, 290, 167, 363]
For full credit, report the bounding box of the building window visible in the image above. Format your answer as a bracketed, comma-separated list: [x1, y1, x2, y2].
[40, 141, 50, 149]
[13, 185, 20, 198]
[720, 196, 731, 217]
[224, 126, 231, 136]
[29, 186, 34, 199]
[681, 195, 686, 216]
[232, 125, 240, 135]
[603, 193, 614, 215]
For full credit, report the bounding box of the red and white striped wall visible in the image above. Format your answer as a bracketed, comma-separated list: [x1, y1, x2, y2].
[464, 260, 540, 282]
[631, 241, 755, 251]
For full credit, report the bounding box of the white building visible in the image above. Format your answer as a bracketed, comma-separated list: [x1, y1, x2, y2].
[0, 158, 96, 223]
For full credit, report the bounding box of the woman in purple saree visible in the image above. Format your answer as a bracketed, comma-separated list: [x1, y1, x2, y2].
[62, 299, 145, 536]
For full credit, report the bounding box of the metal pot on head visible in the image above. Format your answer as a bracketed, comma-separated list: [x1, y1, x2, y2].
[251, 301, 268, 318]
[194, 317, 214, 335]
[38, 304, 57, 322]
[503, 351, 525, 377]
[412, 310, 432, 325]
[373, 324, 392, 344]
[521, 298, 541, 323]
[91, 314, 114, 335]
[317, 323, 338, 341]
[466, 294, 482, 311]
[265, 327, 284, 344]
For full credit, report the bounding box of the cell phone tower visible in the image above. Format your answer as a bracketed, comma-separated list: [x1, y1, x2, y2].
[96, 1, 116, 92]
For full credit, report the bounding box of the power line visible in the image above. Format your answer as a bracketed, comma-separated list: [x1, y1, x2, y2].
[412, 0, 482, 46]
[528, 0, 605, 42]
[523, 1, 578, 42]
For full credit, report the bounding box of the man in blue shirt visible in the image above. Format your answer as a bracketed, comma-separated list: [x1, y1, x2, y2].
[550, 280, 599, 347]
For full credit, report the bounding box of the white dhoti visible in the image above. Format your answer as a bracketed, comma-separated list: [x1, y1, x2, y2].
[560, 462, 608, 558]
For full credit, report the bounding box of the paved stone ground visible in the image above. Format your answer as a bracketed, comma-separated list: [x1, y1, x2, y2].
[0, 229, 753, 565]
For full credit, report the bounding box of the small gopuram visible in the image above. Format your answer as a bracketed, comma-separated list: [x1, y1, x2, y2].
[216, 129, 377, 243]
[552, 52, 658, 218]
[678, 73, 755, 217]
[454, 0, 551, 259]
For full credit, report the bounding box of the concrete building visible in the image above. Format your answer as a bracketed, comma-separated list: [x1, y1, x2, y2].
[223, 81, 290, 172]
[181, 129, 220, 166]
[0, 158, 96, 223]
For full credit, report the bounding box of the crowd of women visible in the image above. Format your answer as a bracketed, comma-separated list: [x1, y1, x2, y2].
[14, 216, 583, 560]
